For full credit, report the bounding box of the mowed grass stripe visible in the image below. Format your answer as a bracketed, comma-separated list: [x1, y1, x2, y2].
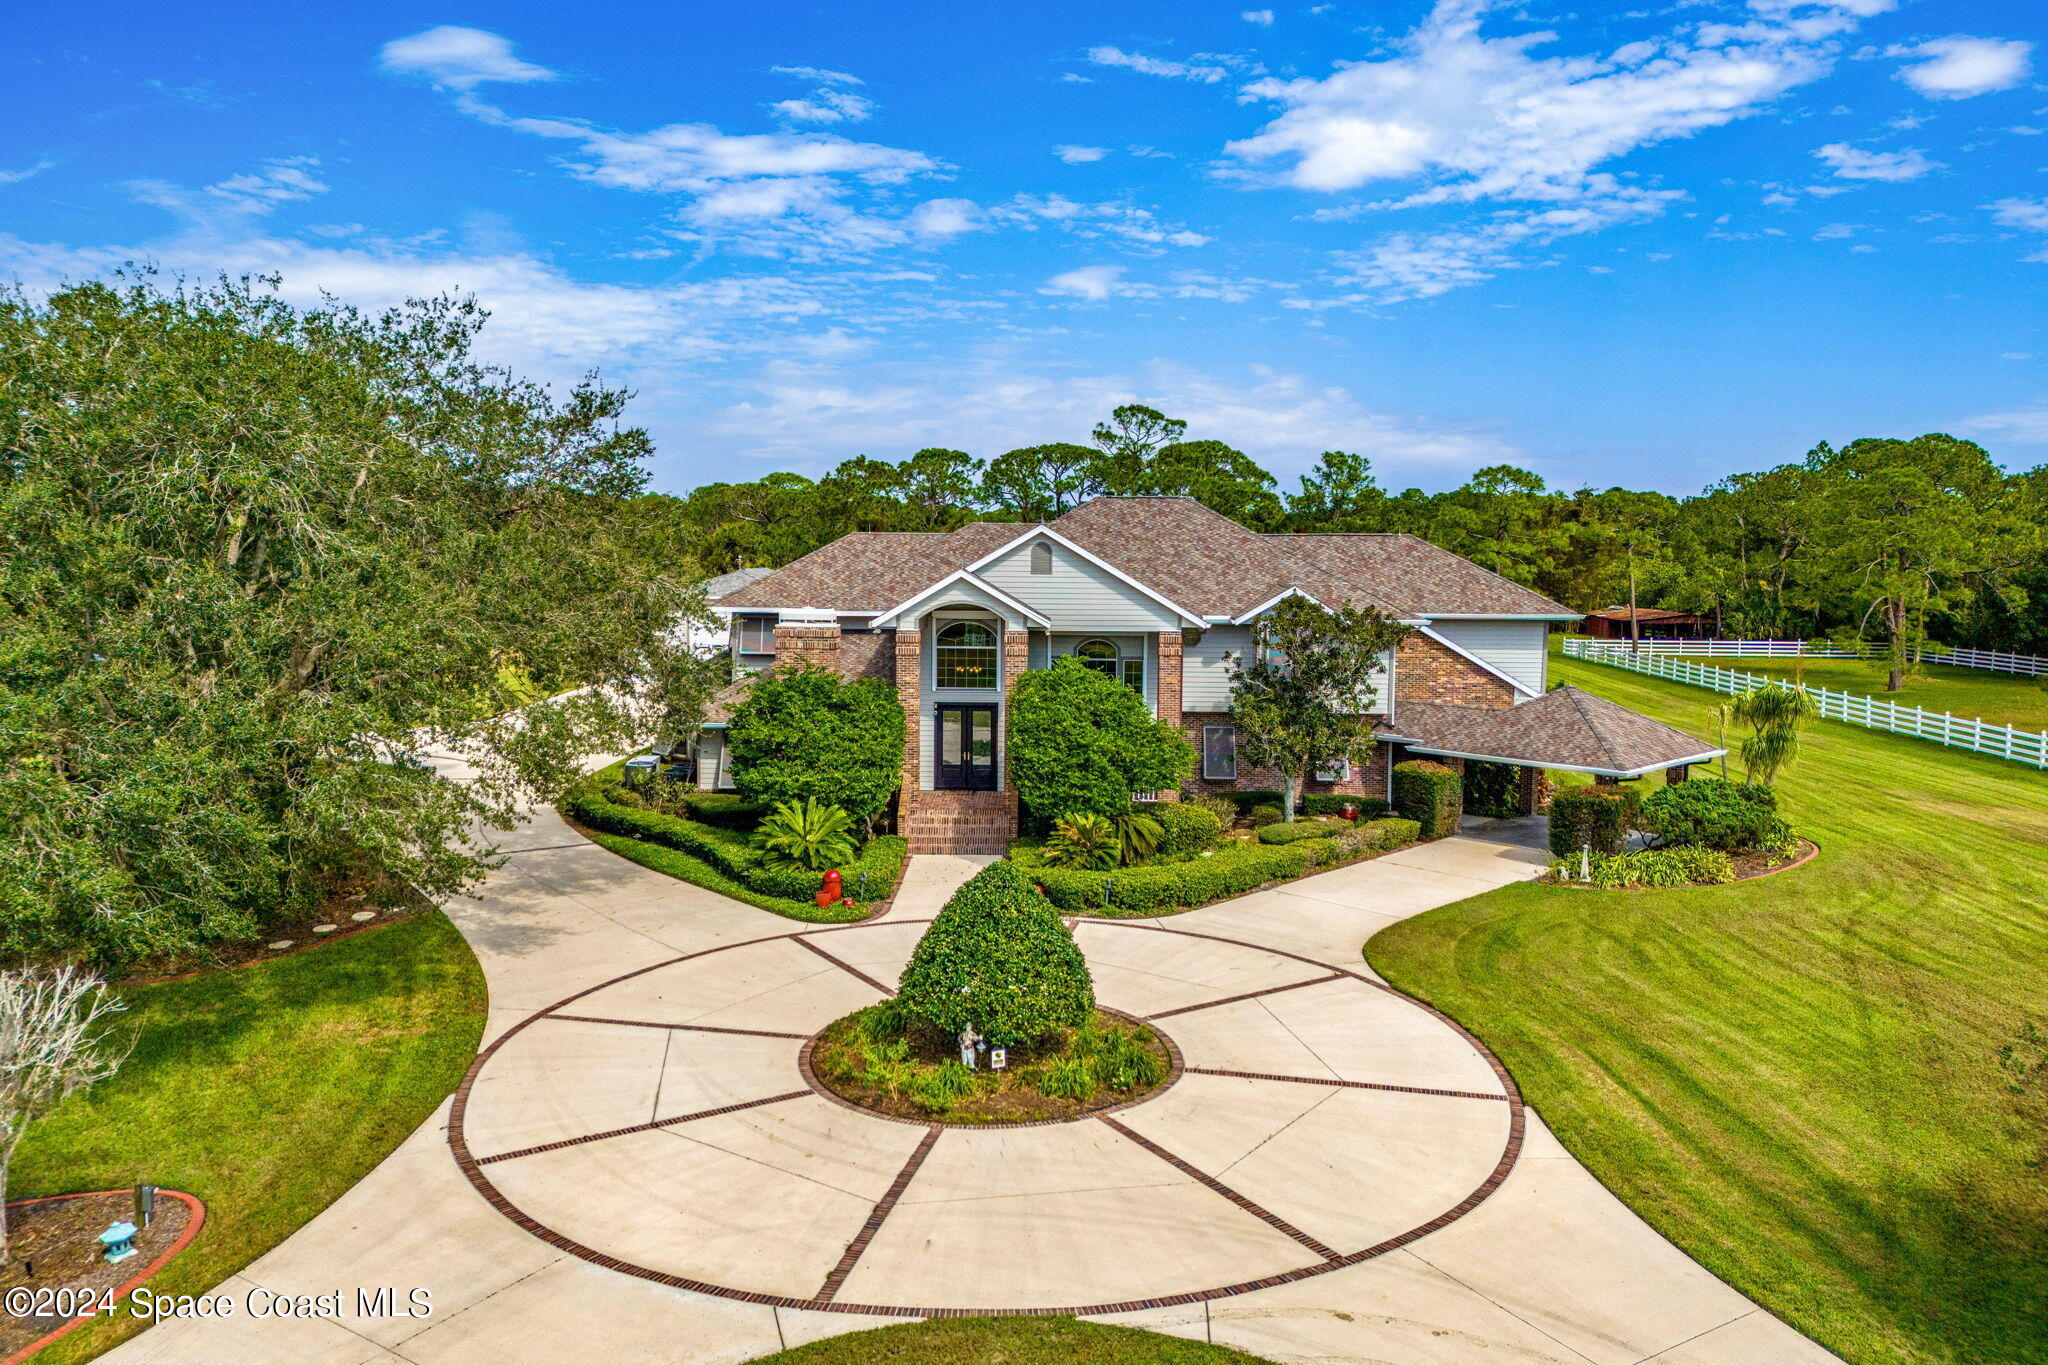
[1368, 651, 2048, 1365]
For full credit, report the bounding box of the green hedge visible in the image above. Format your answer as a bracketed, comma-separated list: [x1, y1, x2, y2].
[1215, 789, 1283, 813]
[1639, 778, 1787, 851]
[582, 830, 867, 923]
[1393, 760, 1463, 839]
[896, 862, 1094, 1046]
[1303, 794, 1393, 819]
[1028, 817, 1419, 916]
[1150, 801, 1224, 856]
[1547, 784, 1640, 858]
[680, 790, 767, 829]
[563, 769, 906, 907]
[1258, 819, 1341, 845]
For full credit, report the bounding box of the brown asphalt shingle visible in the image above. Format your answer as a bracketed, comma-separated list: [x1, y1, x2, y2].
[717, 497, 1577, 621]
[1390, 686, 1721, 774]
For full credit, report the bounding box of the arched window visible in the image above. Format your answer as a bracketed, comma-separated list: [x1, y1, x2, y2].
[1073, 638, 1144, 693]
[935, 620, 998, 689]
[1030, 541, 1053, 575]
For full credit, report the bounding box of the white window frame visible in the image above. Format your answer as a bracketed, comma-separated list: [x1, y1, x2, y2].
[1202, 724, 1238, 781]
[934, 619, 1001, 691]
[1314, 757, 1352, 783]
[1075, 637, 1143, 695]
[734, 617, 778, 654]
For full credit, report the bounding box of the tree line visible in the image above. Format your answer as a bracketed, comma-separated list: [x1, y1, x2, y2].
[648, 406, 2048, 663]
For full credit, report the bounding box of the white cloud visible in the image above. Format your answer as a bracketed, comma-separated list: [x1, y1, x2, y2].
[1959, 406, 2048, 444]
[905, 198, 981, 236]
[1989, 198, 2048, 232]
[1086, 46, 1227, 83]
[1042, 264, 1124, 299]
[1814, 142, 1938, 180]
[1890, 36, 2033, 100]
[995, 194, 1211, 249]
[1242, 10, 1276, 26]
[1812, 221, 1863, 238]
[379, 26, 557, 90]
[702, 357, 1519, 475]
[1327, 193, 1671, 302]
[769, 67, 875, 124]
[127, 156, 329, 223]
[1227, 0, 1844, 201]
[0, 158, 57, 187]
[1055, 145, 1110, 163]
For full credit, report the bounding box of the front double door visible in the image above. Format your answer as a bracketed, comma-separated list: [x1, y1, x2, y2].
[934, 704, 998, 791]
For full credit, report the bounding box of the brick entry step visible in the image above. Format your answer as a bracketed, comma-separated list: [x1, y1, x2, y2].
[901, 791, 1015, 855]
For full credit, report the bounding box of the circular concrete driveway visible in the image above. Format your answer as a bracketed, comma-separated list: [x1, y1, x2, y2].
[450, 914, 1523, 1317]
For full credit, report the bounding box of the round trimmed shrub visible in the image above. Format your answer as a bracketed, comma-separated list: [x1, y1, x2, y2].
[1151, 802, 1224, 856]
[895, 861, 1095, 1047]
[1640, 778, 1786, 851]
[1007, 658, 1193, 822]
[1247, 803, 1286, 828]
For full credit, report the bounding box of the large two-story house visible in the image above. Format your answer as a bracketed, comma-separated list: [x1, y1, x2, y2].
[703, 497, 1720, 853]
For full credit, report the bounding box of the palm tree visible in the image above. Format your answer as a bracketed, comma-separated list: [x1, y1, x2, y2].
[1729, 682, 1817, 786]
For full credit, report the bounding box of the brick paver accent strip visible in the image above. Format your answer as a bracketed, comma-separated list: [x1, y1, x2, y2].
[791, 933, 896, 995]
[1099, 1115, 1341, 1262]
[811, 1124, 943, 1304]
[546, 1014, 810, 1041]
[1183, 1066, 1508, 1102]
[1143, 971, 1345, 1020]
[475, 1090, 811, 1166]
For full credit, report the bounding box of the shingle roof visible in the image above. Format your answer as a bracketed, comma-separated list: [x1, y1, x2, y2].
[699, 567, 775, 602]
[1390, 686, 1722, 775]
[717, 497, 1576, 620]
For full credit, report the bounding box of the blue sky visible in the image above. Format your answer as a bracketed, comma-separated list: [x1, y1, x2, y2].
[5, 1, 2044, 496]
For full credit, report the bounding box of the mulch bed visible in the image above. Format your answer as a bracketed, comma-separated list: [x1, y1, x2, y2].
[120, 881, 429, 985]
[806, 1006, 1177, 1126]
[1, 1190, 198, 1359]
[1544, 838, 1820, 890]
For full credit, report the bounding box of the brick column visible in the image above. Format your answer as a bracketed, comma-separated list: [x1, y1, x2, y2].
[1155, 630, 1184, 801]
[1001, 630, 1030, 830]
[894, 629, 921, 820]
[1665, 764, 1690, 785]
[1517, 764, 1552, 814]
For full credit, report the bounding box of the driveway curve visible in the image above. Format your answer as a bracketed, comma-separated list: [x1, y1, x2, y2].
[106, 798, 1843, 1365]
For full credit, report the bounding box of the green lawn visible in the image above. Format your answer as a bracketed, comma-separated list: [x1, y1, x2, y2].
[1369, 654, 2048, 1365]
[21, 914, 487, 1363]
[1665, 653, 2048, 733]
[749, 1317, 1275, 1364]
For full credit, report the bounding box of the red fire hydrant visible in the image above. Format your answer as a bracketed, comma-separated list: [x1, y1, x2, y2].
[1341, 802, 1358, 822]
[815, 869, 843, 908]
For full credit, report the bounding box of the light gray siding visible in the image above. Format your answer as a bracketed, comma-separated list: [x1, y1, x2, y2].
[694, 731, 733, 790]
[978, 538, 1181, 631]
[1183, 626, 1251, 712]
[1427, 620, 1547, 695]
[1182, 627, 1388, 714]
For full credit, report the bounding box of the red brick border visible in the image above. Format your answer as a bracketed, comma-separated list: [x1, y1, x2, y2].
[446, 917, 1525, 1318]
[2, 1188, 206, 1365]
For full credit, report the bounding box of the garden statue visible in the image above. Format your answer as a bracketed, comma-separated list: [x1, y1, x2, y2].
[100, 1221, 137, 1263]
[957, 1025, 983, 1070]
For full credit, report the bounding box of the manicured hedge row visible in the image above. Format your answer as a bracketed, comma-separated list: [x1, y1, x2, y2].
[1302, 794, 1393, 819]
[679, 791, 767, 828]
[1547, 785, 1640, 858]
[564, 769, 906, 905]
[1029, 817, 1419, 915]
[1258, 819, 1342, 845]
[582, 830, 868, 924]
[1393, 760, 1462, 839]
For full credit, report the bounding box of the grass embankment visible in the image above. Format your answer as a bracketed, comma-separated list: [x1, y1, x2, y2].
[22, 915, 486, 1363]
[1668, 653, 2048, 733]
[749, 1317, 1276, 1364]
[1370, 653, 2048, 1365]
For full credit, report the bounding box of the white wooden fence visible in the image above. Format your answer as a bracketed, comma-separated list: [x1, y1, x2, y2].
[1562, 639, 2048, 771]
[1568, 636, 2048, 677]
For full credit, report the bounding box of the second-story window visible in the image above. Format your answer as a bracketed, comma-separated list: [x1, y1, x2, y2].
[734, 617, 778, 654]
[935, 620, 998, 689]
[1075, 638, 1143, 694]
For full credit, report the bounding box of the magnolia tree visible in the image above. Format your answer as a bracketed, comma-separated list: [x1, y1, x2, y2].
[1225, 596, 1413, 818]
[0, 968, 126, 1258]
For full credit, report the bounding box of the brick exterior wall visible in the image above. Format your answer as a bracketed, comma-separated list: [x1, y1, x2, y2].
[772, 623, 840, 673]
[1152, 631, 1184, 802]
[1179, 710, 1393, 805]
[894, 629, 921, 817]
[1396, 634, 1518, 708]
[838, 629, 894, 681]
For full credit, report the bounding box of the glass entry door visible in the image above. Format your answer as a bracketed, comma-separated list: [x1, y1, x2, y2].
[935, 704, 998, 791]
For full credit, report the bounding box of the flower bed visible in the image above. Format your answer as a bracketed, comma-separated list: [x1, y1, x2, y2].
[804, 1003, 1174, 1125]
[1014, 816, 1420, 916]
[562, 763, 906, 922]
[1543, 838, 1817, 889]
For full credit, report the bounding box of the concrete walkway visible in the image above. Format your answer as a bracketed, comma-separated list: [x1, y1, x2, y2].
[106, 809, 1840, 1365]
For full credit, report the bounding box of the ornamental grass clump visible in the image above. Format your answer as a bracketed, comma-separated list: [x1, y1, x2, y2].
[895, 861, 1094, 1048]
